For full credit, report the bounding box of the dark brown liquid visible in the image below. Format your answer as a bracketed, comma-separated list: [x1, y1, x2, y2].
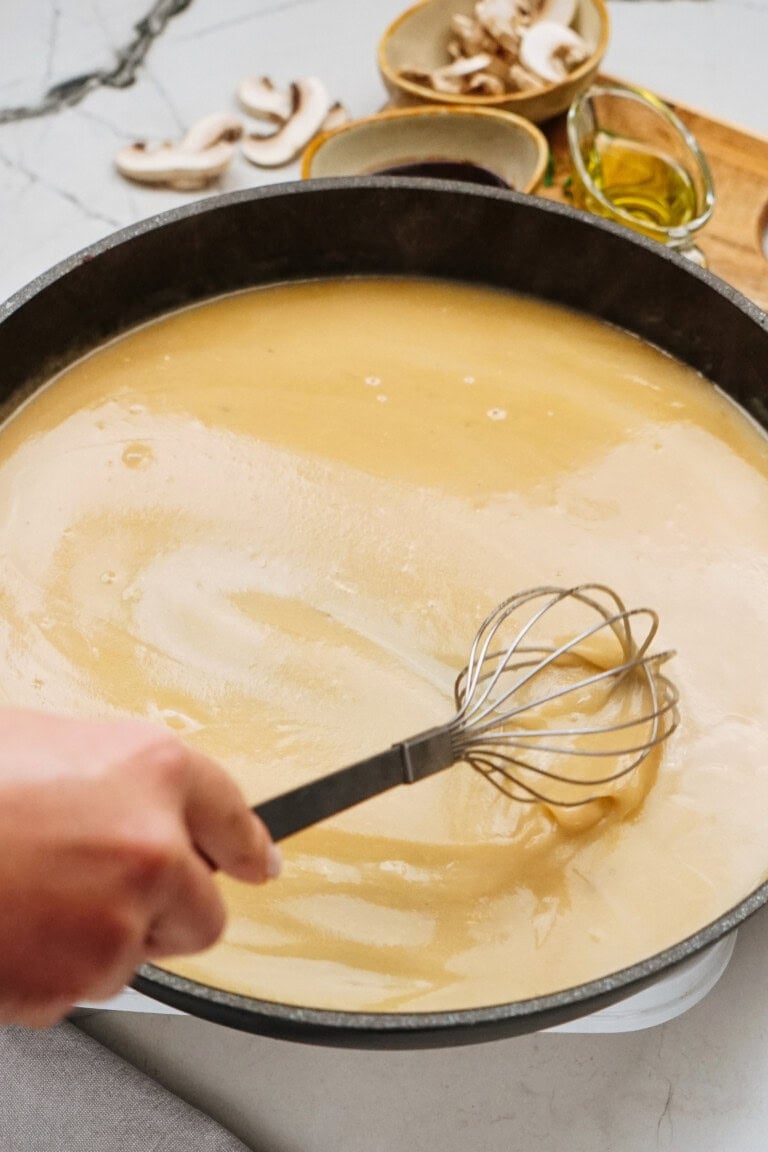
[374, 160, 509, 189]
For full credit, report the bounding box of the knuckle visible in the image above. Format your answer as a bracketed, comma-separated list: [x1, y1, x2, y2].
[121, 834, 178, 890]
[118, 729, 188, 792]
[90, 906, 141, 964]
[143, 734, 188, 789]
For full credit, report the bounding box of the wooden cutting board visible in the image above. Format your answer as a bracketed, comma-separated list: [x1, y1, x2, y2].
[539, 78, 768, 312]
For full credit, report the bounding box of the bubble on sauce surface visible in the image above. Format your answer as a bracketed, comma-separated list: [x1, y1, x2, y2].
[147, 703, 203, 734]
[487, 408, 507, 421]
[121, 442, 154, 469]
[121, 583, 143, 604]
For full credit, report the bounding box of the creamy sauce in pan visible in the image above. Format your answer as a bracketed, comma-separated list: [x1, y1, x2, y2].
[1, 278, 767, 1012]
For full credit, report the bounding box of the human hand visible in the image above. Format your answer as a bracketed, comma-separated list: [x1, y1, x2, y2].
[0, 709, 279, 1027]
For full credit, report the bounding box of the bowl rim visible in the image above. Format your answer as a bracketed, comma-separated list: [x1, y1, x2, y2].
[301, 104, 550, 191]
[377, 0, 611, 108]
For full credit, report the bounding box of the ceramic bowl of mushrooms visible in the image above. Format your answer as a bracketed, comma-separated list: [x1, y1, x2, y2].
[378, 0, 610, 124]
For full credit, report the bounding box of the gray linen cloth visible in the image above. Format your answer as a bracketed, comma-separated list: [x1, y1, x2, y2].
[0, 1021, 250, 1152]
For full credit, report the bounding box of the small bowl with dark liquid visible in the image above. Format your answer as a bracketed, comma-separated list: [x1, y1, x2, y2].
[372, 160, 509, 188]
[302, 106, 548, 194]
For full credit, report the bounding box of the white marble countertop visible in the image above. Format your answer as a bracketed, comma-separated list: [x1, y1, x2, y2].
[3, 1, 768, 1150]
[1, 0, 767, 304]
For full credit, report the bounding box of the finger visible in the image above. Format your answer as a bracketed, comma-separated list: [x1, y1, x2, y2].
[141, 848, 227, 959]
[179, 747, 280, 883]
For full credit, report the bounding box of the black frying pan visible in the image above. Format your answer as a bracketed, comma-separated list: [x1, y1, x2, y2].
[1, 178, 766, 1047]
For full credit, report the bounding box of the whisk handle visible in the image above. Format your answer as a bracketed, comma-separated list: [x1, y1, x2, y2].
[253, 726, 455, 842]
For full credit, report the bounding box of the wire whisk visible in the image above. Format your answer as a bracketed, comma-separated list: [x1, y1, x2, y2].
[254, 584, 679, 841]
[449, 584, 679, 808]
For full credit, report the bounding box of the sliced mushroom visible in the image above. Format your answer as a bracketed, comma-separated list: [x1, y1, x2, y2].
[400, 53, 493, 94]
[467, 71, 507, 95]
[476, 0, 529, 45]
[519, 20, 590, 82]
[237, 76, 293, 124]
[437, 52, 495, 77]
[476, 0, 519, 27]
[320, 101, 350, 133]
[399, 0, 590, 98]
[450, 12, 497, 55]
[508, 62, 545, 90]
[535, 0, 577, 26]
[241, 77, 331, 168]
[411, 51, 493, 84]
[115, 112, 243, 190]
[400, 67, 464, 94]
[178, 113, 243, 153]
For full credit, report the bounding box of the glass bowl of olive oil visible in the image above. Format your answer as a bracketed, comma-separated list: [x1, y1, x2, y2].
[567, 82, 715, 266]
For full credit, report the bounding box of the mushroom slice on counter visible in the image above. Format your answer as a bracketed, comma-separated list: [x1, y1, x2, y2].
[178, 112, 243, 153]
[241, 77, 331, 167]
[320, 101, 350, 132]
[237, 75, 293, 123]
[519, 20, 590, 82]
[115, 112, 243, 190]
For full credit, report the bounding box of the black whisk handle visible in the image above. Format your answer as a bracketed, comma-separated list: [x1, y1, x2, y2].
[253, 726, 455, 842]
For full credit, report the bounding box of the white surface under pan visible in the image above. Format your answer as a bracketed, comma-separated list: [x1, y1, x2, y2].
[80, 932, 736, 1034]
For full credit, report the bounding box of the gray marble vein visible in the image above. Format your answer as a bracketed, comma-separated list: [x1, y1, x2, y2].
[42, 2, 64, 90]
[0, 148, 121, 228]
[0, 0, 194, 126]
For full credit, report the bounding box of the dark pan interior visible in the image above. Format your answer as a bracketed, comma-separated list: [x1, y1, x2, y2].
[2, 178, 767, 1046]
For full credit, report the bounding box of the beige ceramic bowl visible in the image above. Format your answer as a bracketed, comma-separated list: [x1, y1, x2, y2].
[301, 105, 549, 193]
[378, 0, 610, 124]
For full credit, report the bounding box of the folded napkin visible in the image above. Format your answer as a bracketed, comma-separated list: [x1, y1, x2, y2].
[0, 1021, 251, 1152]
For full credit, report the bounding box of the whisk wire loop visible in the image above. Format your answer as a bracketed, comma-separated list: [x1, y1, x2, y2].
[449, 584, 679, 808]
[458, 641, 673, 739]
[455, 585, 649, 725]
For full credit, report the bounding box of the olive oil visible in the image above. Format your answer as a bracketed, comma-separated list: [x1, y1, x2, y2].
[578, 131, 698, 235]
